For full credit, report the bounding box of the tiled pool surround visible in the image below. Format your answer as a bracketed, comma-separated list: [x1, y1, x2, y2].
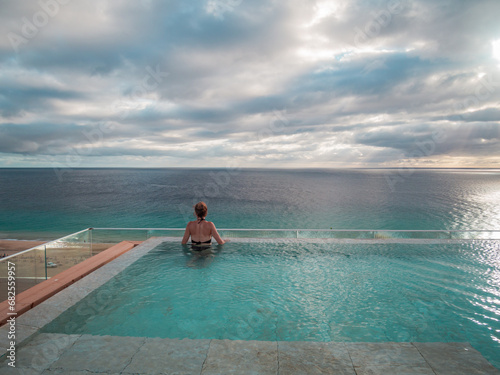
[2, 333, 500, 374]
[1, 237, 499, 374]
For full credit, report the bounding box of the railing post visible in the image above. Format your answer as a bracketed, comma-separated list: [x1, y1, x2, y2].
[44, 245, 47, 280]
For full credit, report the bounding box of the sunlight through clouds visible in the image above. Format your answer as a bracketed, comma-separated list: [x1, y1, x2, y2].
[493, 39, 500, 66]
[304, 1, 339, 27]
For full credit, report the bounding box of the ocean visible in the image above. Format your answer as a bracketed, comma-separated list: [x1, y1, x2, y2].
[1, 168, 499, 240]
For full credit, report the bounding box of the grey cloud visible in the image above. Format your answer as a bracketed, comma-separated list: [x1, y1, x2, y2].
[0, 122, 190, 155]
[0, 83, 84, 117]
[460, 108, 500, 123]
[354, 122, 500, 157]
[0, 0, 499, 167]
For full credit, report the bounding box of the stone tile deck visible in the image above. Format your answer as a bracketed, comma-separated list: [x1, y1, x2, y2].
[0, 333, 499, 375]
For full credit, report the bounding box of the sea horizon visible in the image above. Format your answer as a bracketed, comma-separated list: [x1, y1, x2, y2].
[2, 166, 500, 170]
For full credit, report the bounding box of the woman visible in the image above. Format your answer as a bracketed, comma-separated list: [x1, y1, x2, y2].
[181, 201, 226, 247]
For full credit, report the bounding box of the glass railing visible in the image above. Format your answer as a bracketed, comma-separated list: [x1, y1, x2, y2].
[0, 229, 91, 301]
[1, 228, 500, 302]
[89, 228, 185, 244]
[89, 227, 500, 241]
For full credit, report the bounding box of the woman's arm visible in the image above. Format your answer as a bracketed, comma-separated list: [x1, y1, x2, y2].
[181, 223, 191, 244]
[210, 222, 225, 245]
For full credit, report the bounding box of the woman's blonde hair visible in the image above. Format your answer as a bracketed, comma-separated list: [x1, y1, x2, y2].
[194, 201, 208, 218]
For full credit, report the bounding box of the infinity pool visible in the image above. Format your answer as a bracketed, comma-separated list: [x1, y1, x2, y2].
[42, 240, 500, 368]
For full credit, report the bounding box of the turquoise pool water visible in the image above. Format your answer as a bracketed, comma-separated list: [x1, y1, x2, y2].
[43, 240, 500, 368]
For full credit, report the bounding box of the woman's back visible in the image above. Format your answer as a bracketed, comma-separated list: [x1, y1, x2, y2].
[189, 218, 212, 243]
[181, 201, 225, 245]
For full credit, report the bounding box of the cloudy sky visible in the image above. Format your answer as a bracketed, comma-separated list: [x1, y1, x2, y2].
[1, 0, 499, 168]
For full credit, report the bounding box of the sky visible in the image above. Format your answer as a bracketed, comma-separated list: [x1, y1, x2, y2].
[0, 0, 499, 169]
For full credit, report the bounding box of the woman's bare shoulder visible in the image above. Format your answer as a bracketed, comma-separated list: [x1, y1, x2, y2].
[207, 221, 218, 229]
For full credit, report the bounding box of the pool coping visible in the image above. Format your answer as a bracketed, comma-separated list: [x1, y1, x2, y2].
[2, 333, 500, 374]
[1, 236, 499, 372]
[205, 237, 482, 244]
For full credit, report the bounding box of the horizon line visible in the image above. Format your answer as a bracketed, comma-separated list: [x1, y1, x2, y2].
[1, 166, 499, 171]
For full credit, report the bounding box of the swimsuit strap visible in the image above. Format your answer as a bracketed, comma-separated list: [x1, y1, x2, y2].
[197, 217, 205, 224]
